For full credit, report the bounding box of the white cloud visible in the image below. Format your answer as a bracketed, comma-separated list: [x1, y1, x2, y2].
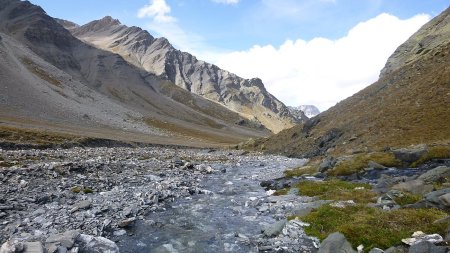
[214, 13, 430, 111]
[212, 0, 240, 5]
[137, 0, 176, 23]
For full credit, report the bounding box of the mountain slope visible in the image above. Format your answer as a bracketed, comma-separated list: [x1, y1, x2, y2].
[0, 0, 270, 147]
[63, 17, 299, 133]
[254, 7, 450, 157]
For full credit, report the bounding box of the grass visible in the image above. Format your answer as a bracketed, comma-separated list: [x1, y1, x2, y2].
[71, 186, 93, 194]
[412, 145, 450, 167]
[284, 165, 318, 177]
[392, 192, 422, 206]
[0, 125, 77, 145]
[329, 152, 401, 176]
[294, 179, 377, 204]
[300, 204, 449, 251]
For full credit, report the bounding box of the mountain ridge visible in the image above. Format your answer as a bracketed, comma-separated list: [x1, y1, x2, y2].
[62, 16, 304, 133]
[0, 0, 276, 147]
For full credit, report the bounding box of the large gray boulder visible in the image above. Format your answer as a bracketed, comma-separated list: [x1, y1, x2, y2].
[418, 166, 450, 184]
[318, 232, 356, 253]
[408, 241, 448, 253]
[76, 234, 119, 253]
[393, 145, 428, 164]
[392, 180, 433, 195]
[263, 219, 287, 237]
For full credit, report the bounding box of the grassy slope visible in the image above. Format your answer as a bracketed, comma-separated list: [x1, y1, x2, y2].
[256, 41, 450, 158]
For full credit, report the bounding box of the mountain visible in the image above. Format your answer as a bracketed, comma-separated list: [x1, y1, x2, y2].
[60, 16, 299, 133]
[252, 7, 450, 158]
[0, 0, 277, 147]
[288, 105, 320, 119]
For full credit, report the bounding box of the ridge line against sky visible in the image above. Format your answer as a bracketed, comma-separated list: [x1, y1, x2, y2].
[30, 0, 449, 111]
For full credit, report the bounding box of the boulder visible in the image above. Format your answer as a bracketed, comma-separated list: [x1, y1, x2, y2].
[70, 200, 92, 213]
[392, 180, 433, 195]
[401, 231, 443, 246]
[385, 246, 408, 253]
[438, 193, 450, 207]
[23, 242, 44, 253]
[368, 248, 384, 253]
[408, 241, 448, 253]
[418, 166, 450, 184]
[393, 145, 428, 163]
[75, 234, 119, 253]
[46, 230, 80, 249]
[368, 161, 387, 170]
[318, 232, 356, 253]
[118, 217, 136, 228]
[0, 240, 24, 253]
[263, 219, 287, 237]
[319, 158, 335, 172]
[424, 188, 450, 209]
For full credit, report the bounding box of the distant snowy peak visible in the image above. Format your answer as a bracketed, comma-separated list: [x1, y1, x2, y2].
[288, 105, 320, 119]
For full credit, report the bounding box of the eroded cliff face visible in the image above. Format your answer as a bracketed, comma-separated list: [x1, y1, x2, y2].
[380, 7, 450, 78]
[66, 17, 300, 133]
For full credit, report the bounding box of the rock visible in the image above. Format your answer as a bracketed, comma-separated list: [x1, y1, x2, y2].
[23, 242, 44, 253]
[46, 230, 80, 249]
[70, 200, 92, 213]
[263, 219, 287, 237]
[392, 180, 433, 195]
[368, 248, 384, 253]
[401, 231, 443, 246]
[318, 232, 356, 253]
[319, 158, 335, 173]
[76, 234, 119, 253]
[418, 166, 450, 184]
[393, 144, 428, 164]
[385, 246, 408, 253]
[368, 161, 386, 170]
[408, 241, 448, 253]
[118, 217, 136, 228]
[0, 239, 24, 253]
[423, 188, 450, 209]
[438, 193, 450, 207]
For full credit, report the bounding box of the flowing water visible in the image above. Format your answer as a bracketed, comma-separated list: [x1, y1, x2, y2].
[117, 155, 318, 253]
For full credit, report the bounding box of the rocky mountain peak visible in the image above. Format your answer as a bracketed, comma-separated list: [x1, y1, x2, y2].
[68, 17, 300, 133]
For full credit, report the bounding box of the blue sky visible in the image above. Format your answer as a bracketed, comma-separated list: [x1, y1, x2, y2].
[30, 0, 449, 110]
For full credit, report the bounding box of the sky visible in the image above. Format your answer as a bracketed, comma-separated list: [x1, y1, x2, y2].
[31, 0, 449, 111]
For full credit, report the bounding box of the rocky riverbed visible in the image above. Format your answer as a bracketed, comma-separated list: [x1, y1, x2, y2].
[0, 147, 322, 252]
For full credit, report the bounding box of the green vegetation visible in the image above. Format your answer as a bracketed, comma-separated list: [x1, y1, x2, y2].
[329, 152, 401, 176]
[0, 125, 77, 145]
[300, 205, 449, 251]
[412, 145, 450, 167]
[392, 192, 422, 206]
[284, 165, 318, 178]
[71, 186, 93, 194]
[295, 179, 377, 204]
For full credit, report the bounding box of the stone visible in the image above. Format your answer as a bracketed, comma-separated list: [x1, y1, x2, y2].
[0, 240, 24, 253]
[319, 157, 335, 172]
[393, 144, 428, 164]
[368, 248, 384, 253]
[23, 242, 44, 253]
[263, 219, 287, 237]
[392, 180, 433, 195]
[368, 161, 387, 170]
[46, 230, 80, 249]
[385, 246, 408, 253]
[418, 166, 450, 184]
[408, 241, 447, 253]
[118, 217, 136, 228]
[318, 232, 356, 253]
[424, 188, 450, 208]
[76, 234, 119, 253]
[401, 231, 443, 246]
[70, 200, 92, 213]
[438, 193, 450, 207]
